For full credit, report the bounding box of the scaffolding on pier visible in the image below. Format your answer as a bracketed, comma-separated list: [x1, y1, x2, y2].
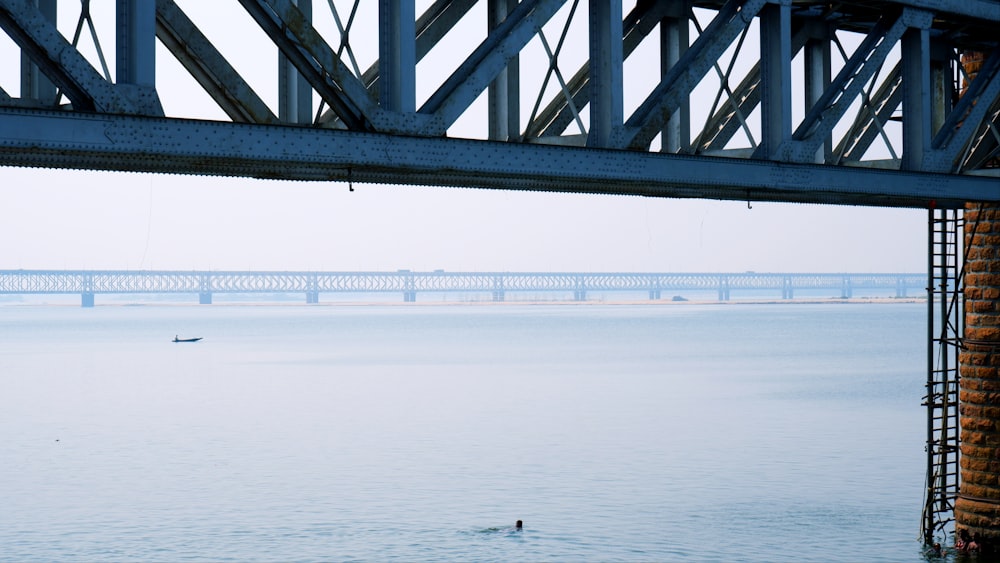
[921, 208, 964, 544]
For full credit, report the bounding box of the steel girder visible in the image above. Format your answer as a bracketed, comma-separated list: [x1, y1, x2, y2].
[0, 105, 996, 207]
[0, 0, 997, 207]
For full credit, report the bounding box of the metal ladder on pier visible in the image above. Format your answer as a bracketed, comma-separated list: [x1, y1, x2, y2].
[921, 208, 964, 544]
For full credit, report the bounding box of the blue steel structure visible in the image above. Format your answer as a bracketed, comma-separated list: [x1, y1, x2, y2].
[0, 269, 925, 305]
[0, 0, 998, 546]
[0, 0, 996, 205]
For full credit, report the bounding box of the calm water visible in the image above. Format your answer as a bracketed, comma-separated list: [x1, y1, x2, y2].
[0, 302, 940, 562]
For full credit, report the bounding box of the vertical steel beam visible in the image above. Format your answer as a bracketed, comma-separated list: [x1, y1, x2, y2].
[930, 40, 952, 139]
[660, 3, 689, 153]
[803, 27, 831, 163]
[278, 0, 312, 123]
[587, 0, 622, 148]
[19, 0, 55, 104]
[116, 0, 156, 86]
[379, 0, 415, 113]
[901, 25, 930, 170]
[488, 0, 520, 141]
[757, 0, 791, 160]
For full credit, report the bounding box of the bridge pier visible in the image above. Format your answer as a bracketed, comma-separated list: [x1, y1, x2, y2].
[718, 277, 730, 301]
[841, 278, 853, 299]
[649, 289, 660, 300]
[306, 291, 319, 304]
[781, 277, 794, 299]
[491, 274, 506, 302]
[403, 291, 416, 302]
[957, 204, 1000, 553]
[81, 293, 94, 308]
[199, 292, 212, 305]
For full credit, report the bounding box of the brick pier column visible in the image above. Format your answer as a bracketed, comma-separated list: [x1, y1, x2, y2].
[958, 203, 1000, 552]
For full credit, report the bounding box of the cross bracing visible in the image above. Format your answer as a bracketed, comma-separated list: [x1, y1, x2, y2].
[0, 0, 997, 207]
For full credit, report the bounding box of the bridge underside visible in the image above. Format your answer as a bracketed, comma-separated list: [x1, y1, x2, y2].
[0, 0, 997, 207]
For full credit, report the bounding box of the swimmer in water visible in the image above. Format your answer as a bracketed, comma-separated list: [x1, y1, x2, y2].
[515, 520, 522, 531]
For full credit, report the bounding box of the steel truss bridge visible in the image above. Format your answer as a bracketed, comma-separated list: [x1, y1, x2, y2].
[0, 0, 996, 206]
[0, 269, 925, 305]
[0, 0, 996, 545]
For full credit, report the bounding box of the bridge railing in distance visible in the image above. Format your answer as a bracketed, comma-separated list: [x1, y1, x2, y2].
[0, 270, 927, 306]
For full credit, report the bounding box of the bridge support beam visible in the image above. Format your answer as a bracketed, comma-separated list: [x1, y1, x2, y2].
[957, 203, 1000, 554]
[842, 278, 853, 299]
[782, 277, 794, 299]
[199, 292, 212, 305]
[81, 292, 94, 308]
[718, 278, 730, 301]
[306, 291, 319, 304]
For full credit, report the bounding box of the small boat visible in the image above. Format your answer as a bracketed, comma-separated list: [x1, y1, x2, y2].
[173, 335, 203, 343]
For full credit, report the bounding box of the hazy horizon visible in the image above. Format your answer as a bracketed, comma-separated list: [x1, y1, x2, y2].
[0, 165, 928, 274]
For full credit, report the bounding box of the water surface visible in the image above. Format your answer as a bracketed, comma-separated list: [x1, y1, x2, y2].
[0, 303, 935, 561]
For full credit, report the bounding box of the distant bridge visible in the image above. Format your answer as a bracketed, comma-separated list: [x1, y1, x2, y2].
[0, 270, 926, 307]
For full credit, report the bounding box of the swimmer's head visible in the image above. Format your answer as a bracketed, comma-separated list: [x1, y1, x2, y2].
[515, 520, 523, 529]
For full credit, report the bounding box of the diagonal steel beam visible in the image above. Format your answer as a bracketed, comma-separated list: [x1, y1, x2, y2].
[155, 0, 278, 124]
[833, 62, 903, 162]
[0, 0, 150, 114]
[616, 0, 768, 150]
[967, 76, 1000, 166]
[417, 0, 567, 136]
[239, 0, 378, 131]
[926, 47, 1000, 172]
[524, 0, 673, 140]
[775, 8, 933, 163]
[963, 101, 1000, 170]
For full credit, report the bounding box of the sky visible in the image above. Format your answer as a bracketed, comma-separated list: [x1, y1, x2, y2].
[0, 1, 929, 274]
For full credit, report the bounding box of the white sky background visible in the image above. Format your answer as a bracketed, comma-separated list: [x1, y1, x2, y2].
[0, 1, 928, 273]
